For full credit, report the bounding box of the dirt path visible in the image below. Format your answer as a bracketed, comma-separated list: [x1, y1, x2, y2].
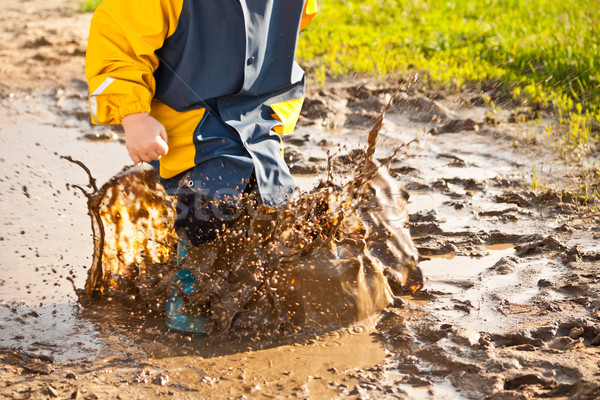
[1, 1, 599, 399]
[0, 0, 90, 96]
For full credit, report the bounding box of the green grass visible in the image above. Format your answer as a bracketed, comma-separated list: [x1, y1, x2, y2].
[78, 0, 102, 13]
[299, 0, 598, 99]
[297, 0, 599, 203]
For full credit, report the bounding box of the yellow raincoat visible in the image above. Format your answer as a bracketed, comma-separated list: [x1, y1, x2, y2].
[86, 0, 317, 207]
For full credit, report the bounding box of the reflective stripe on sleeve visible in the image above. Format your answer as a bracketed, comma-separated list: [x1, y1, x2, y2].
[89, 77, 115, 124]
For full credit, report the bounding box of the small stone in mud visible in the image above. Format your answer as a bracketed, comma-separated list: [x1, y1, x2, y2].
[417, 242, 457, 256]
[537, 279, 552, 287]
[405, 181, 430, 191]
[504, 374, 556, 391]
[24, 37, 53, 48]
[46, 385, 59, 397]
[453, 303, 471, 314]
[450, 201, 465, 210]
[515, 236, 567, 257]
[66, 372, 77, 380]
[409, 210, 438, 223]
[349, 384, 367, 395]
[22, 361, 55, 375]
[531, 326, 557, 341]
[82, 131, 117, 142]
[283, 137, 307, 146]
[513, 344, 536, 351]
[487, 333, 544, 348]
[410, 222, 443, 236]
[488, 256, 519, 275]
[568, 326, 585, 340]
[430, 118, 478, 135]
[390, 165, 417, 176]
[556, 223, 574, 233]
[495, 192, 530, 207]
[478, 207, 519, 220]
[403, 376, 432, 387]
[153, 374, 170, 386]
[289, 162, 318, 175]
[550, 336, 584, 350]
[478, 336, 491, 347]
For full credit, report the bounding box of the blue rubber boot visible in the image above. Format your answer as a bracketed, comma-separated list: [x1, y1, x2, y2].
[166, 269, 209, 334]
[176, 236, 190, 266]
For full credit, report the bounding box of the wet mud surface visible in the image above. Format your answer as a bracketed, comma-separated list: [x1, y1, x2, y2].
[2, 1, 600, 399]
[70, 85, 422, 338]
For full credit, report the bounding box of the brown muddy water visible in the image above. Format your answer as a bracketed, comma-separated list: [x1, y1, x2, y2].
[1, 84, 600, 399]
[71, 87, 422, 338]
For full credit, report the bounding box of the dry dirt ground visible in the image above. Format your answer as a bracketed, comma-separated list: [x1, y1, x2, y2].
[1, 1, 599, 399]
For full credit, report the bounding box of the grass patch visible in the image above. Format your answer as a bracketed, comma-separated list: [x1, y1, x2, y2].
[298, 0, 599, 203]
[78, 0, 102, 13]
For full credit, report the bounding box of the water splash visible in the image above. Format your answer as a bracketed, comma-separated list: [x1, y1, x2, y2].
[61, 157, 177, 300]
[64, 80, 424, 336]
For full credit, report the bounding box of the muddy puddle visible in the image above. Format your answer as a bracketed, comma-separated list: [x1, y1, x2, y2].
[2, 1, 600, 398]
[2, 77, 600, 398]
[127, 320, 389, 399]
[64, 87, 423, 341]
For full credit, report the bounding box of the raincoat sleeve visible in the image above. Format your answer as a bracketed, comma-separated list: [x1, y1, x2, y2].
[300, 0, 318, 30]
[85, 0, 182, 125]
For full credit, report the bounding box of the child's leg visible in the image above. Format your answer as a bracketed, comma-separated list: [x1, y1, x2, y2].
[165, 175, 259, 333]
[173, 174, 258, 247]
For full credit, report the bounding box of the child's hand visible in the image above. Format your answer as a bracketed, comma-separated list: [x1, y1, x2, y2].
[121, 112, 169, 163]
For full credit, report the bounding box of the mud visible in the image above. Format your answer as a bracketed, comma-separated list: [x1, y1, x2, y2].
[72, 87, 422, 336]
[1, 1, 600, 399]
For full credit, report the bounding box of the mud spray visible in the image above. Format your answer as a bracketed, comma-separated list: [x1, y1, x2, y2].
[64, 82, 423, 338]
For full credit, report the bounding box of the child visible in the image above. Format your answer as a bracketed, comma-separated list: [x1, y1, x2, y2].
[85, 0, 318, 332]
